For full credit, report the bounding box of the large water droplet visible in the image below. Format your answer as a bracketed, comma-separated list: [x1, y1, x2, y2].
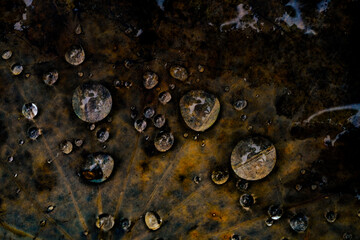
[170, 66, 188, 81]
[65, 45, 85, 66]
[231, 137, 276, 181]
[154, 131, 174, 152]
[145, 211, 162, 231]
[72, 82, 112, 123]
[96, 213, 115, 232]
[290, 213, 308, 232]
[81, 153, 114, 183]
[180, 90, 220, 132]
[22, 103, 38, 119]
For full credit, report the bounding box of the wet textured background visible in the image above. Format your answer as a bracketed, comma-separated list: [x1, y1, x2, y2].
[1, 0, 360, 239]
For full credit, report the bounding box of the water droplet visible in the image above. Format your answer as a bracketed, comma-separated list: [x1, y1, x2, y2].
[240, 114, 247, 121]
[27, 127, 42, 140]
[46, 205, 56, 213]
[265, 217, 274, 227]
[193, 176, 201, 184]
[130, 108, 138, 119]
[78, 72, 84, 77]
[8, 156, 14, 162]
[158, 91, 172, 105]
[233, 100, 247, 111]
[180, 90, 220, 132]
[14, 173, 18, 178]
[268, 205, 283, 220]
[230, 234, 241, 240]
[224, 86, 230, 92]
[89, 123, 96, 131]
[124, 59, 133, 69]
[201, 140, 205, 147]
[43, 70, 59, 86]
[183, 133, 188, 138]
[11, 63, 23, 75]
[81, 153, 114, 183]
[311, 184, 317, 190]
[290, 213, 308, 232]
[295, 184, 302, 191]
[170, 66, 188, 81]
[22, 103, 38, 119]
[119, 218, 131, 232]
[96, 128, 109, 143]
[134, 119, 147, 132]
[65, 45, 85, 65]
[25, 73, 30, 78]
[18, 139, 24, 145]
[143, 107, 155, 119]
[47, 159, 53, 164]
[143, 72, 159, 89]
[197, 65, 204, 73]
[153, 114, 166, 128]
[75, 139, 83, 147]
[96, 213, 115, 232]
[343, 233, 353, 240]
[72, 82, 112, 123]
[40, 220, 46, 227]
[83, 230, 89, 236]
[239, 193, 254, 209]
[169, 83, 175, 90]
[124, 81, 132, 88]
[300, 169, 306, 175]
[231, 137, 276, 181]
[145, 211, 162, 231]
[60, 140, 73, 154]
[325, 210, 337, 223]
[2, 50, 12, 60]
[211, 169, 229, 185]
[75, 24, 82, 34]
[154, 131, 174, 152]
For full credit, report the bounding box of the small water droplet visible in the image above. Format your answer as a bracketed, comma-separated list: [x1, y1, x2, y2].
[158, 91, 172, 105]
[18, 139, 24, 145]
[134, 119, 147, 132]
[11, 63, 23, 75]
[268, 205, 283, 220]
[144, 107, 155, 119]
[233, 100, 247, 111]
[16, 188, 21, 194]
[60, 140, 73, 154]
[154, 131, 174, 152]
[290, 213, 308, 232]
[46, 205, 56, 213]
[169, 83, 175, 90]
[236, 179, 249, 191]
[43, 70, 59, 86]
[325, 210, 337, 223]
[224, 86, 230, 92]
[96, 128, 109, 143]
[27, 127, 42, 140]
[78, 72, 84, 77]
[22, 103, 38, 119]
[201, 140, 205, 147]
[153, 114, 166, 128]
[83, 230, 89, 236]
[14, 173, 18, 178]
[119, 218, 131, 232]
[230, 234, 241, 240]
[145, 211, 162, 231]
[2, 50, 12, 60]
[96, 213, 115, 232]
[265, 217, 274, 227]
[124, 81, 132, 88]
[47, 159, 53, 164]
[311, 184, 317, 190]
[170, 66, 188, 81]
[40, 220, 46, 227]
[130, 108, 138, 119]
[343, 233, 353, 240]
[25, 73, 30, 78]
[295, 184, 302, 191]
[240, 114, 247, 121]
[81, 153, 114, 183]
[65, 45, 85, 66]
[8, 156, 14, 162]
[89, 123, 96, 131]
[211, 169, 229, 185]
[183, 133, 188, 138]
[75, 139, 83, 147]
[75, 24, 82, 34]
[239, 193, 254, 209]
[300, 169, 306, 175]
[143, 72, 159, 89]
[124, 59, 133, 69]
[197, 65, 204, 73]
[193, 176, 201, 184]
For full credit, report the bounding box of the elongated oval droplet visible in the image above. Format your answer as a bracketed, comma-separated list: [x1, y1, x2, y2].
[180, 90, 220, 132]
[72, 82, 112, 123]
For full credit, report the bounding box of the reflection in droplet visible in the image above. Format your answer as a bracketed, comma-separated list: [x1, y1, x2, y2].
[27, 127, 42, 140]
[11, 63, 23, 75]
[154, 131, 174, 152]
[72, 82, 112, 123]
[145, 211, 162, 231]
[134, 119, 147, 132]
[180, 90, 220, 132]
[153, 114, 166, 128]
[43, 70, 59, 86]
[143, 72, 159, 89]
[22, 103, 38, 119]
[81, 153, 114, 183]
[2, 50, 12, 60]
[290, 213, 308, 232]
[170, 66, 188, 81]
[65, 45, 85, 66]
[231, 137, 276, 181]
[239, 193, 254, 209]
[211, 169, 229, 185]
[268, 205, 283, 220]
[60, 140, 73, 154]
[159, 91, 172, 105]
[96, 213, 115, 232]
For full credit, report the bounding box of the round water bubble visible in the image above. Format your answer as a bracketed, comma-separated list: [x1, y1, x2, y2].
[22, 103, 38, 119]
[211, 169, 229, 185]
[96, 128, 109, 143]
[268, 205, 283, 220]
[324, 210, 337, 223]
[154, 131, 174, 152]
[144, 107, 155, 119]
[96, 213, 114, 232]
[159, 91, 171, 105]
[153, 114, 165, 128]
[145, 211, 162, 231]
[239, 193, 254, 209]
[43, 70, 58, 86]
[290, 213, 308, 233]
[81, 153, 114, 183]
[134, 119, 147, 132]
[65, 45, 85, 66]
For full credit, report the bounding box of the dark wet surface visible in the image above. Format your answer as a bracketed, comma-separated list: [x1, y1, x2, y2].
[1, 0, 360, 239]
